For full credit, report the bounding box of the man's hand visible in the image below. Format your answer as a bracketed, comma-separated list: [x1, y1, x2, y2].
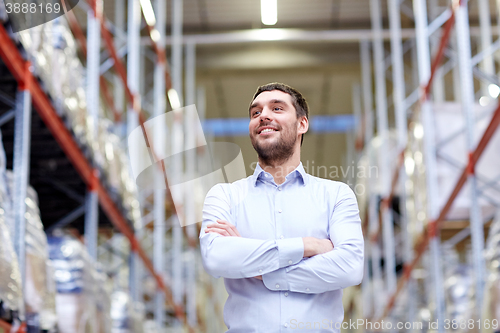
[302, 237, 334, 258]
[205, 219, 241, 237]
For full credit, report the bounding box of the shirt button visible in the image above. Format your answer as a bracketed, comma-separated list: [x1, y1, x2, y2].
[284, 292, 289, 297]
[259, 269, 263, 273]
[306, 288, 310, 292]
[275, 284, 280, 288]
[288, 260, 293, 264]
[280, 235, 284, 239]
[278, 209, 282, 213]
[284, 323, 288, 328]
[278, 187, 282, 191]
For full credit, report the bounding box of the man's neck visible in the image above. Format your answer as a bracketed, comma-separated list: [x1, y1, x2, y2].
[258, 153, 301, 185]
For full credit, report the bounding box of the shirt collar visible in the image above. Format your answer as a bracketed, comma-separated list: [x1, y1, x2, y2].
[252, 162, 308, 186]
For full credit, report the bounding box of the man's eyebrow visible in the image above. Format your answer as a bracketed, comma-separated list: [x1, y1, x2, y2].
[250, 99, 288, 109]
[269, 99, 287, 104]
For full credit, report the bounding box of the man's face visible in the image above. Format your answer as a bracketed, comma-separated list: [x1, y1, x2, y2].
[248, 90, 303, 163]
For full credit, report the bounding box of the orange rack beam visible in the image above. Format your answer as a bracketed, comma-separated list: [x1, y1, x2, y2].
[0, 319, 11, 331]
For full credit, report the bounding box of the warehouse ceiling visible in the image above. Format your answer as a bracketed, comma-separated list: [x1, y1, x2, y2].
[75, 0, 498, 179]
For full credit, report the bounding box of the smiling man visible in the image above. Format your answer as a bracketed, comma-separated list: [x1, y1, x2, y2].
[199, 82, 364, 332]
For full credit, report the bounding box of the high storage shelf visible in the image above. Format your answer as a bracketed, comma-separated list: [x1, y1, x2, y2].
[0, 17, 153, 329]
[0, 21, 135, 245]
[354, 0, 500, 326]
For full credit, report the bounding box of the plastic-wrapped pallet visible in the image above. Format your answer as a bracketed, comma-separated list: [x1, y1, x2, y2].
[48, 233, 112, 333]
[17, 17, 90, 149]
[0, 186, 22, 315]
[16, 15, 142, 234]
[98, 119, 124, 198]
[110, 291, 144, 333]
[443, 247, 474, 333]
[0, 131, 22, 316]
[4, 171, 58, 331]
[94, 265, 112, 333]
[483, 209, 500, 332]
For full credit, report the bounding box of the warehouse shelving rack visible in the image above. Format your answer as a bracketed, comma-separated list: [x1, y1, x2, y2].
[0, 0, 200, 330]
[358, 0, 500, 330]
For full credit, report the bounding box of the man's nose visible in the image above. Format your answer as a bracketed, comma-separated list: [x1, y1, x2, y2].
[259, 107, 272, 121]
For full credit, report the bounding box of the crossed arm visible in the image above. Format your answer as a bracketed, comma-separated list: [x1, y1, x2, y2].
[199, 183, 364, 294]
[205, 220, 334, 280]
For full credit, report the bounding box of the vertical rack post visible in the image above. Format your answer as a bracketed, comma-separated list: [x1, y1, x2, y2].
[185, 41, 198, 328]
[13, 63, 32, 316]
[370, 0, 397, 302]
[478, 0, 494, 97]
[127, 0, 142, 304]
[451, 35, 462, 102]
[388, 0, 414, 323]
[428, 0, 445, 102]
[171, 0, 184, 329]
[360, 39, 382, 319]
[412, 0, 446, 330]
[85, 0, 101, 261]
[454, 1, 485, 320]
[114, 0, 125, 137]
[346, 84, 355, 186]
[153, 0, 167, 328]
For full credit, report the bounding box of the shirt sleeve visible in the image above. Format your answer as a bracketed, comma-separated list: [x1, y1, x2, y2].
[262, 183, 364, 293]
[199, 183, 304, 279]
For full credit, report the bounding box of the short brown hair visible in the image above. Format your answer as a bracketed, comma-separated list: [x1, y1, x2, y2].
[251, 82, 309, 145]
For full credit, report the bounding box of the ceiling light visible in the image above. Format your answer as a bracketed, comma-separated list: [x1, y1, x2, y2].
[139, 0, 156, 26]
[251, 28, 287, 41]
[404, 157, 415, 175]
[413, 123, 424, 139]
[479, 96, 490, 106]
[150, 28, 160, 42]
[168, 89, 181, 110]
[488, 84, 500, 98]
[261, 0, 277, 26]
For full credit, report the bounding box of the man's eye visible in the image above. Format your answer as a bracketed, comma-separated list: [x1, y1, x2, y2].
[274, 107, 282, 111]
[253, 111, 261, 116]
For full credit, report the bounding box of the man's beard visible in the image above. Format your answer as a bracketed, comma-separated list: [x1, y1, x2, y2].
[251, 123, 298, 165]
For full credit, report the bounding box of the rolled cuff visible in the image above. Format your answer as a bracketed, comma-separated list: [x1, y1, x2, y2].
[262, 267, 289, 291]
[276, 237, 304, 268]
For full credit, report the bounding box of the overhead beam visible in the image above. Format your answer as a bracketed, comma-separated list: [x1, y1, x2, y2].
[139, 26, 500, 45]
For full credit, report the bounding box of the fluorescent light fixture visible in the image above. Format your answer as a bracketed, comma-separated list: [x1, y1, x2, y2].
[168, 89, 181, 110]
[150, 28, 160, 42]
[139, 0, 156, 26]
[488, 84, 500, 98]
[250, 28, 287, 41]
[413, 123, 424, 139]
[404, 157, 415, 175]
[261, 0, 277, 25]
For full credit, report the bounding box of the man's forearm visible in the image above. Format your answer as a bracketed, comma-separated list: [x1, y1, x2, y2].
[262, 242, 364, 294]
[201, 233, 304, 278]
[203, 220, 333, 279]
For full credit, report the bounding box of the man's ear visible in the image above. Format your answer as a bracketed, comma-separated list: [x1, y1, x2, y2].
[298, 116, 309, 136]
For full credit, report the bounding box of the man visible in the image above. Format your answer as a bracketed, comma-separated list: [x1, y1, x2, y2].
[199, 82, 364, 332]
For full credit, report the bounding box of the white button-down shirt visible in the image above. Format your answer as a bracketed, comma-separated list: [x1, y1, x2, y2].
[200, 162, 364, 332]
